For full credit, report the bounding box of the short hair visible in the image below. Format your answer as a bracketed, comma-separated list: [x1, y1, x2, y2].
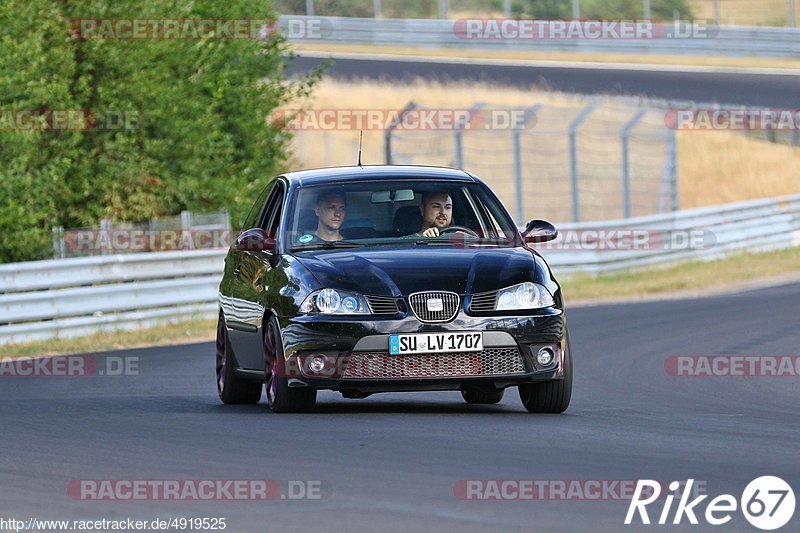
[420, 191, 451, 206]
[315, 189, 346, 206]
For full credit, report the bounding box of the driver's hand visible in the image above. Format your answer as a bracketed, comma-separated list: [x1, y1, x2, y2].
[420, 227, 439, 237]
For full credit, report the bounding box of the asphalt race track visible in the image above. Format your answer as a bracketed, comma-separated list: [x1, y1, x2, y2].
[287, 54, 800, 108]
[2, 282, 799, 532]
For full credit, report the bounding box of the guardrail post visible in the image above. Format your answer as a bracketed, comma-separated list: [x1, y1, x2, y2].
[305, 0, 314, 17]
[572, 0, 581, 18]
[99, 219, 112, 255]
[713, 0, 721, 23]
[621, 109, 648, 219]
[643, 0, 651, 19]
[181, 210, 193, 231]
[374, 0, 382, 18]
[513, 105, 542, 224]
[385, 101, 417, 164]
[568, 103, 596, 222]
[790, 0, 796, 27]
[454, 102, 485, 169]
[504, 0, 511, 17]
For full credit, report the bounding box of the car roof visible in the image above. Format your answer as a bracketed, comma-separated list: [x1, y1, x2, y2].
[281, 165, 477, 187]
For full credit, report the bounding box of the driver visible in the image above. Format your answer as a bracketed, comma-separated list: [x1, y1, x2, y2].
[415, 191, 453, 237]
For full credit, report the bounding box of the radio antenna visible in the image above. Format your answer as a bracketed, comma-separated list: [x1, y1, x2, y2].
[357, 130, 363, 167]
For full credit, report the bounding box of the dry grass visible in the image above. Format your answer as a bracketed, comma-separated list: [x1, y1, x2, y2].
[291, 42, 800, 70]
[689, 0, 797, 27]
[678, 130, 800, 208]
[562, 246, 800, 301]
[288, 78, 800, 214]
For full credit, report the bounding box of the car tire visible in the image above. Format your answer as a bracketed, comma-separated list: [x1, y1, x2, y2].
[461, 388, 504, 404]
[216, 312, 262, 404]
[264, 316, 316, 413]
[518, 331, 573, 414]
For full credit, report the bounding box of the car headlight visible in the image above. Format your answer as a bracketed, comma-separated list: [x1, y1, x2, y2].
[495, 282, 554, 310]
[300, 289, 370, 315]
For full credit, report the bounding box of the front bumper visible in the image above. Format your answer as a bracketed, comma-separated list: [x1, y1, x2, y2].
[277, 309, 566, 393]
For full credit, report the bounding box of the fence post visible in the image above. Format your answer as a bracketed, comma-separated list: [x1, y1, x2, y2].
[512, 105, 542, 224]
[659, 129, 679, 213]
[374, 0, 382, 18]
[791, 129, 799, 147]
[99, 219, 112, 255]
[573, 0, 580, 19]
[643, 0, 651, 19]
[51, 226, 65, 259]
[385, 101, 417, 164]
[438, 0, 448, 19]
[568, 103, 596, 222]
[454, 102, 485, 169]
[621, 109, 648, 219]
[790, 0, 796, 27]
[714, 0, 721, 23]
[306, 0, 314, 16]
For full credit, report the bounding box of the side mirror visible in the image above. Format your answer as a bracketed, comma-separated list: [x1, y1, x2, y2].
[522, 219, 558, 244]
[235, 228, 276, 252]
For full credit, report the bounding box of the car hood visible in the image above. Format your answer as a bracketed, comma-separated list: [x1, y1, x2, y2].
[293, 246, 539, 296]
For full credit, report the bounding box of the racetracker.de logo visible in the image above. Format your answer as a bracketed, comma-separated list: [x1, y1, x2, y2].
[270, 108, 537, 131]
[0, 356, 138, 377]
[453, 19, 718, 40]
[67, 480, 325, 500]
[453, 480, 672, 500]
[0, 110, 138, 131]
[69, 18, 276, 40]
[665, 355, 800, 377]
[665, 109, 800, 130]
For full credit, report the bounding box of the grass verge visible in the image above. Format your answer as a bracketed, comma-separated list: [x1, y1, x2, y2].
[0, 319, 216, 358]
[2, 248, 799, 357]
[562, 246, 800, 302]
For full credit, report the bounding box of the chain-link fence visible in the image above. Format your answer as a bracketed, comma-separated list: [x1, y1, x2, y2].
[290, 100, 677, 224]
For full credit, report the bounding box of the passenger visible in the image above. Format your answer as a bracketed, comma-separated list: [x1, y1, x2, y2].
[310, 190, 346, 242]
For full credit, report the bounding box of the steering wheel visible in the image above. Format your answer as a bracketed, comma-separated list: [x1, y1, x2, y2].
[438, 225, 480, 238]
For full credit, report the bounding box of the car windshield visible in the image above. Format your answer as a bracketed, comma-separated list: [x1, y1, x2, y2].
[286, 180, 520, 250]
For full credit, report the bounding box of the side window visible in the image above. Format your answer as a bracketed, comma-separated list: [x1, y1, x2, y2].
[241, 180, 275, 231]
[262, 183, 285, 239]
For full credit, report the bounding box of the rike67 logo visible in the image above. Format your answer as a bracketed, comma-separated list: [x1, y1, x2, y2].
[626, 477, 795, 530]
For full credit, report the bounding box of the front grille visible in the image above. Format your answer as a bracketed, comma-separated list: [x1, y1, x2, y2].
[409, 291, 460, 323]
[342, 348, 526, 379]
[365, 295, 400, 315]
[470, 290, 498, 312]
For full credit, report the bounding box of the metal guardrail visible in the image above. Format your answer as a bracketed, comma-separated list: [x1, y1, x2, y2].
[1, 194, 798, 346]
[281, 16, 800, 58]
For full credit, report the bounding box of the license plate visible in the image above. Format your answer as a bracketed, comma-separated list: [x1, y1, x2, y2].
[389, 332, 483, 355]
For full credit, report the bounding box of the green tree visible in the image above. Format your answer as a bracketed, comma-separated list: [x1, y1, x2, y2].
[0, 0, 318, 262]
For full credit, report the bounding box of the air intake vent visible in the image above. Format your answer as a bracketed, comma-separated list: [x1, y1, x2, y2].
[470, 290, 498, 312]
[365, 295, 400, 315]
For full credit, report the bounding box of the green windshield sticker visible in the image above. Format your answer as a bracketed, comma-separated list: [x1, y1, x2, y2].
[299, 234, 314, 243]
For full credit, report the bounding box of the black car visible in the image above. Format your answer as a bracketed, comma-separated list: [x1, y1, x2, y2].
[216, 165, 572, 413]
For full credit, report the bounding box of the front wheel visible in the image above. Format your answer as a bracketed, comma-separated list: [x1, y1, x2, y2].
[264, 317, 316, 413]
[216, 313, 262, 404]
[518, 332, 573, 413]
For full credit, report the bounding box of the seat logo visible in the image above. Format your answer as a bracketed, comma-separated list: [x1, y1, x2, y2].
[427, 298, 444, 312]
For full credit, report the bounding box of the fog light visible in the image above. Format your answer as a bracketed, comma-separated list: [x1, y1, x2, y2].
[309, 356, 326, 373]
[537, 347, 555, 366]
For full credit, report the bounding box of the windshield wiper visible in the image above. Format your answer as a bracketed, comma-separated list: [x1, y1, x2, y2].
[293, 240, 364, 250]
